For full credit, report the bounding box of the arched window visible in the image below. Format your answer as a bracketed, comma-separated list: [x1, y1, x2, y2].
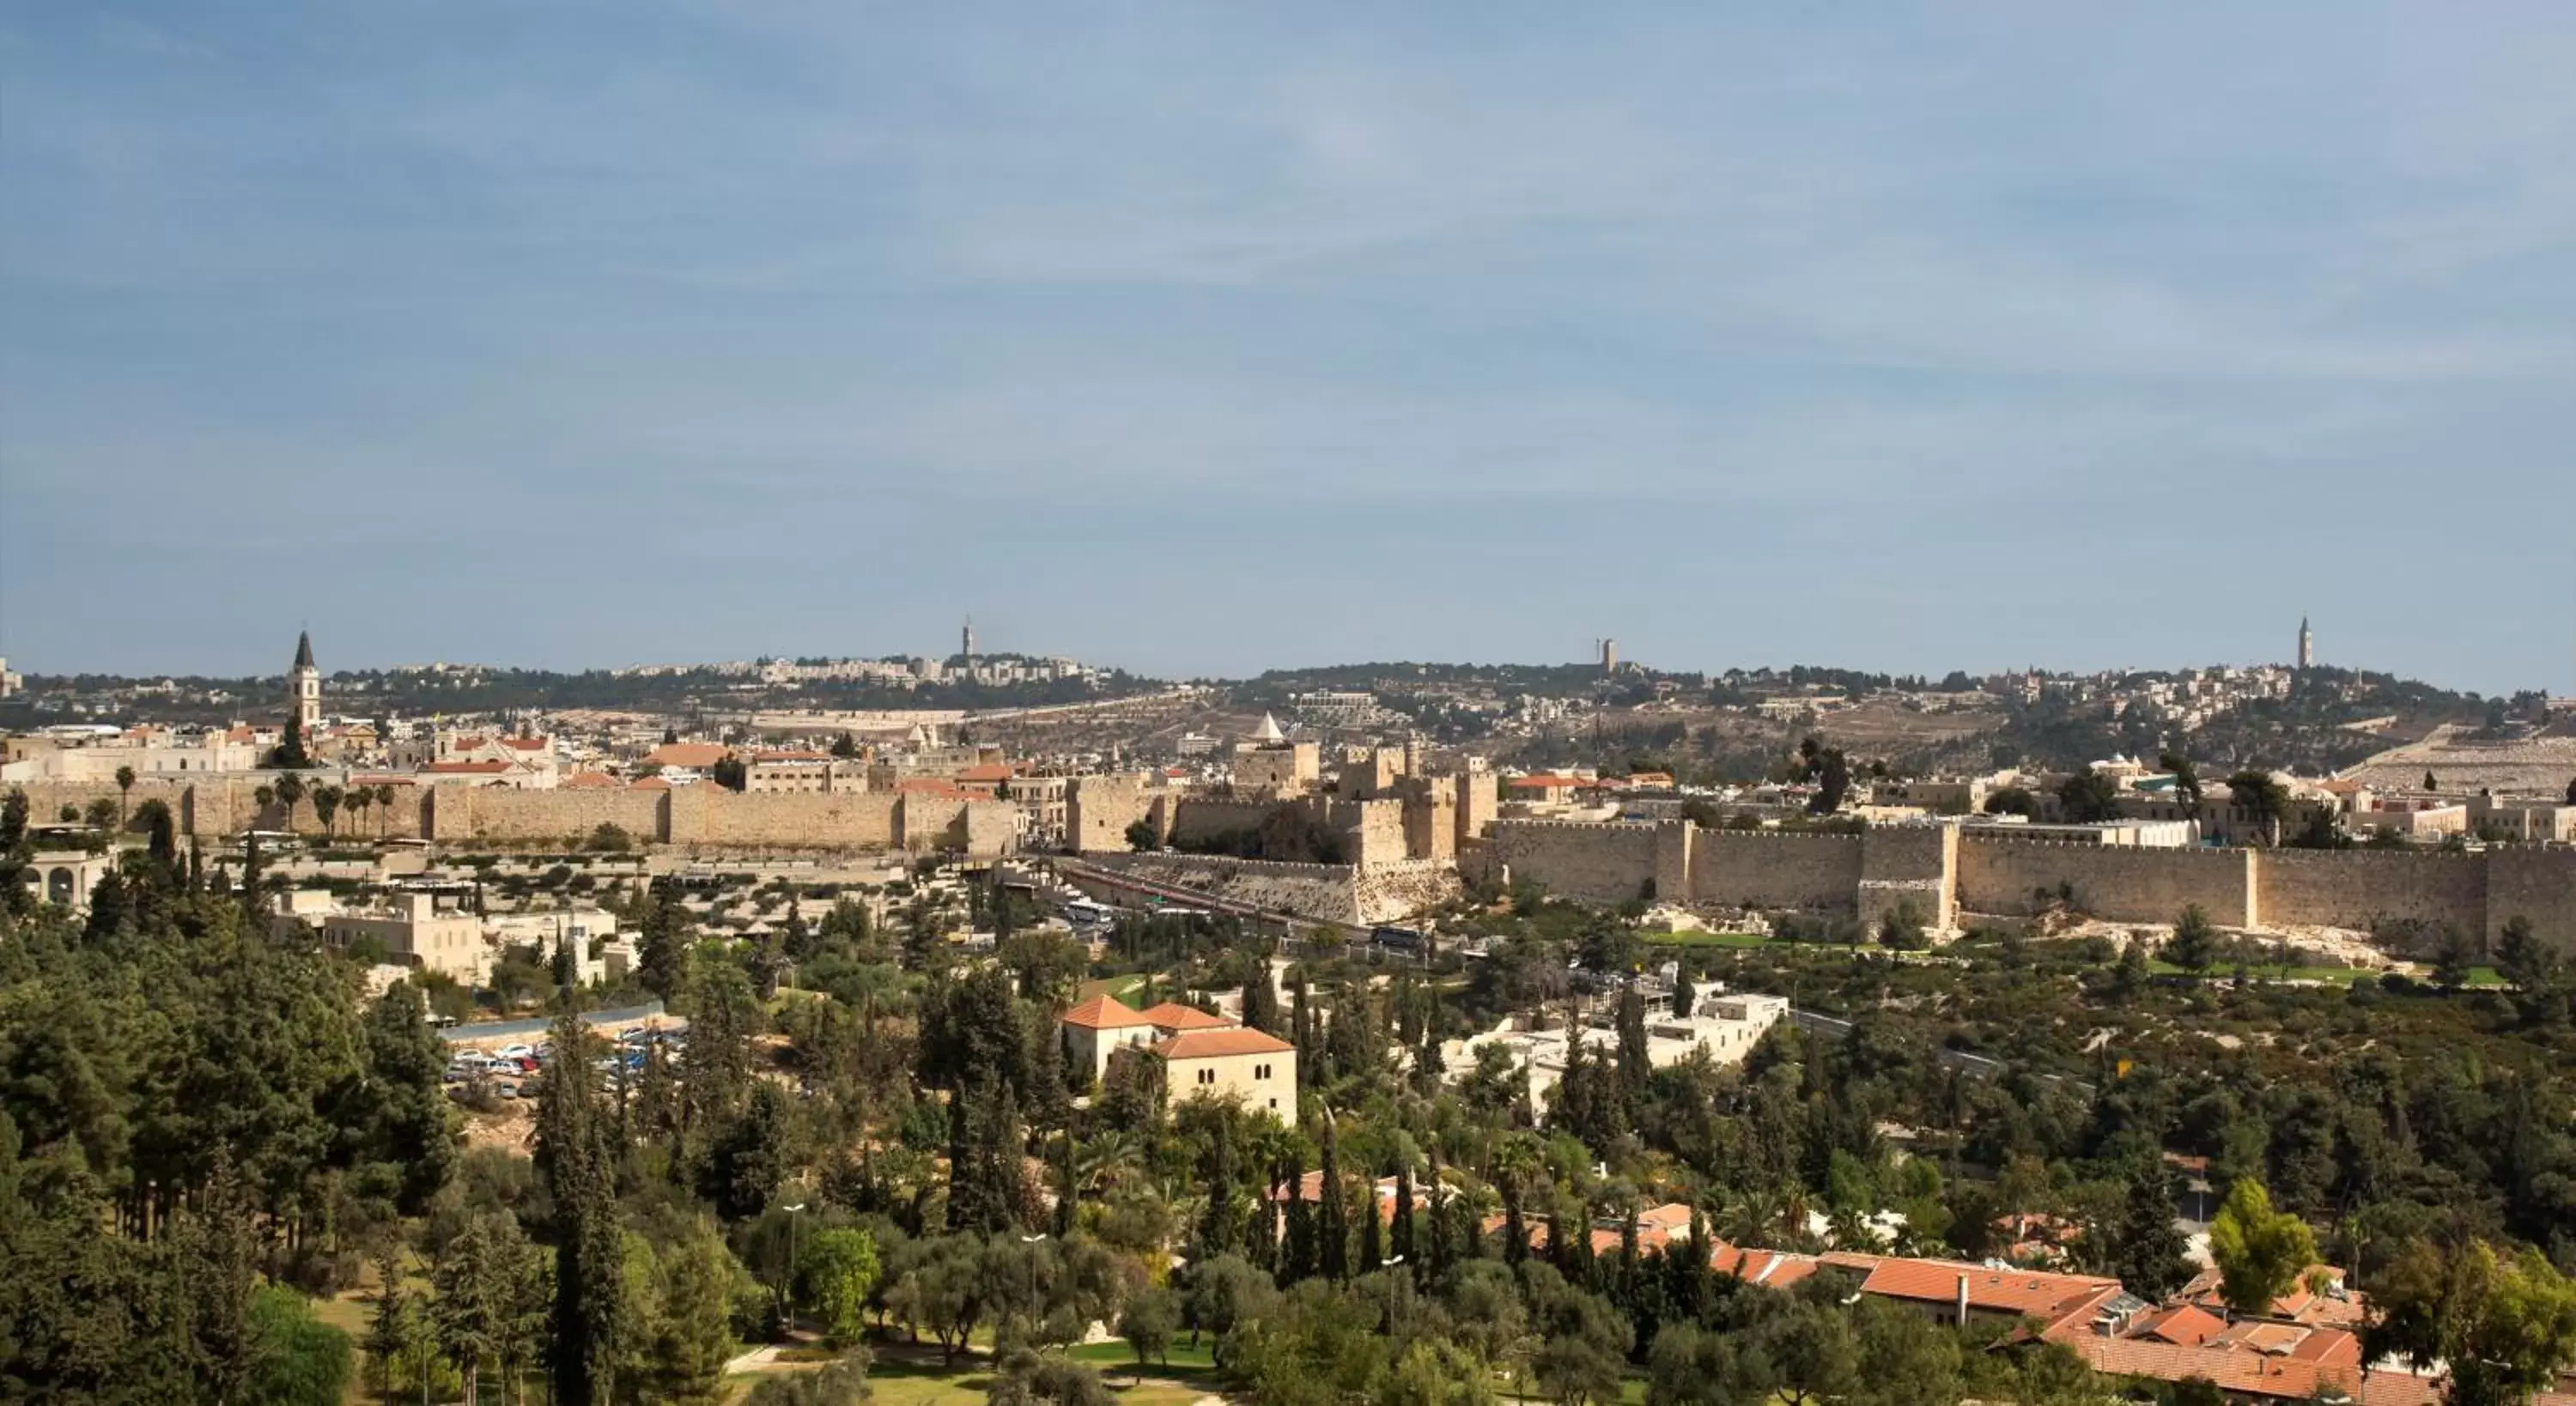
[48, 868, 76, 906]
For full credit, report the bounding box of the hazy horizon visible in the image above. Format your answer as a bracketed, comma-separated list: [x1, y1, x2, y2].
[5, 4, 2572, 694]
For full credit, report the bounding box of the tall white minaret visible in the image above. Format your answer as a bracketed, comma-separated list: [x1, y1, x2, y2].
[289, 629, 321, 730]
[962, 615, 976, 670]
[2297, 616, 2314, 671]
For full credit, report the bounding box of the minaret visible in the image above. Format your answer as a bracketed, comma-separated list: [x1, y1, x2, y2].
[2297, 616, 2314, 670]
[289, 629, 321, 730]
[962, 615, 977, 670]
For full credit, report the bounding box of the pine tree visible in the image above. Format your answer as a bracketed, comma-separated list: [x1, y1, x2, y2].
[2107, 1159, 2193, 1301]
[364, 1243, 417, 1402]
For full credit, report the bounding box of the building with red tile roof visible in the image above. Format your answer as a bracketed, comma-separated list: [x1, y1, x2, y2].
[1058, 992, 1296, 1125]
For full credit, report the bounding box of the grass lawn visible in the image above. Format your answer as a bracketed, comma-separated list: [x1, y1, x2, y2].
[854, 1355, 1206, 1406]
[1640, 930, 1776, 948]
[1070, 1338, 1220, 1375]
[1077, 973, 1152, 1003]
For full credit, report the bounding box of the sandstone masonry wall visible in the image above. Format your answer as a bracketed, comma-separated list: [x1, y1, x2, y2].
[430, 787, 665, 845]
[1068, 775, 1155, 854]
[2486, 848, 2576, 950]
[1686, 831, 1867, 911]
[2256, 850, 2488, 938]
[1958, 841, 2257, 925]
[1485, 821, 1665, 904]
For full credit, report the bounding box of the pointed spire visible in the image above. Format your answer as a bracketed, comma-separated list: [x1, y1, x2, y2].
[293, 629, 315, 670]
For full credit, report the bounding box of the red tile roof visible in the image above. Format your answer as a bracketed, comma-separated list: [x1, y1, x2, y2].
[1510, 773, 1593, 789]
[502, 736, 549, 750]
[563, 772, 619, 789]
[630, 776, 672, 790]
[1140, 1002, 1234, 1031]
[647, 742, 731, 768]
[1155, 1027, 1295, 1059]
[2059, 1335, 2359, 1402]
[1062, 994, 1156, 1029]
[1858, 1258, 2119, 1317]
[957, 762, 1014, 783]
[422, 761, 511, 774]
[2134, 1304, 2227, 1348]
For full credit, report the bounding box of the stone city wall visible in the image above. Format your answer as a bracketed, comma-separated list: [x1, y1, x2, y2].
[429, 786, 667, 845]
[2484, 848, 2576, 950]
[1957, 840, 2257, 926]
[2256, 850, 2489, 939]
[1686, 830, 1868, 912]
[1484, 820, 1666, 904]
[14, 776, 433, 842]
[1163, 797, 1279, 848]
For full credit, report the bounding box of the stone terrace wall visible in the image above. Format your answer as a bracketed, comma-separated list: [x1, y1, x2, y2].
[1085, 853, 1362, 925]
[1485, 821, 1665, 904]
[1958, 840, 2255, 925]
[2257, 850, 2488, 939]
[1686, 831, 1867, 911]
[430, 787, 667, 845]
[2486, 848, 2576, 950]
[1353, 857, 1464, 925]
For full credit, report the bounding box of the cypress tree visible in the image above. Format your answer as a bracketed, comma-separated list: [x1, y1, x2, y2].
[1390, 1162, 1418, 1276]
[1425, 1148, 1453, 1283]
[1200, 1112, 1239, 1257]
[539, 1011, 629, 1405]
[1360, 1171, 1383, 1274]
[1281, 1153, 1313, 1285]
[1318, 1117, 1349, 1281]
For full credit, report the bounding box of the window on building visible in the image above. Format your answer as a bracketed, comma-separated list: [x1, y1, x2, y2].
[1197, 1068, 1216, 1086]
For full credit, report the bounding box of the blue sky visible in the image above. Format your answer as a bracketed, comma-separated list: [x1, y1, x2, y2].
[3, 3, 2571, 691]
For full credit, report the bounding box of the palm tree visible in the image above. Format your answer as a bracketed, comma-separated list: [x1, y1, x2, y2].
[253, 785, 276, 827]
[312, 785, 343, 841]
[114, 766, 136, 826]
[274, 773, 307, 833]
[374, 783, 397, 837]
[347, 787, 374, 838]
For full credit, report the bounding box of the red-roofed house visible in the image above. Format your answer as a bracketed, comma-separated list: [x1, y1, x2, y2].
[1060, 993, 1297, 1124]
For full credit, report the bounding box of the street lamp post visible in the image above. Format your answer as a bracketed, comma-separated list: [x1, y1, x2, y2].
[780, 1202, 806, 1328]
